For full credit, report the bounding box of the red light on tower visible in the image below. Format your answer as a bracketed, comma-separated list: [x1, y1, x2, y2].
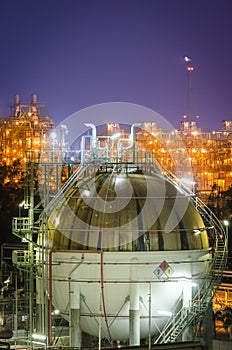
[187, 66, 194, 71]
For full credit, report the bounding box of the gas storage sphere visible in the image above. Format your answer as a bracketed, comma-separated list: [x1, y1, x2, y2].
[39, 169, 211, 341]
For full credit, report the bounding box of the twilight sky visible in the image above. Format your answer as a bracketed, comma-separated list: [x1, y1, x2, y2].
[0, 0, 232, 131]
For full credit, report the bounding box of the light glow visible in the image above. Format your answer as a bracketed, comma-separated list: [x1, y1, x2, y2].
[32, 334, 47, 341]
[184, 55, 191, 62]
[111, 132, 120, 140]
[157, 310, 173, 317]
[179, 177, 195, 186]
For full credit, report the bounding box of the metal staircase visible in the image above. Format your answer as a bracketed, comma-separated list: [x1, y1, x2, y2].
[153, 175, 228, 344]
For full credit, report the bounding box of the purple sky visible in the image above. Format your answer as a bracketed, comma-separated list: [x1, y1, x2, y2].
[0, 0, 232, 131]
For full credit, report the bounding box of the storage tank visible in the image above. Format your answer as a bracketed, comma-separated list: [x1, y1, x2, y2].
[37, 162, 213, 345]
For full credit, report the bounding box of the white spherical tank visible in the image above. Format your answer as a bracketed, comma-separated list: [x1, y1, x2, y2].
[38, 169, 211, 343]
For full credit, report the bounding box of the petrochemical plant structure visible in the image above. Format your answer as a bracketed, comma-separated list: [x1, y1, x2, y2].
[11, 120, 228, 349]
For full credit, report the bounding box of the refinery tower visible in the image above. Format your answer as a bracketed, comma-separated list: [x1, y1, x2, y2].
[11, 120, 227, 349]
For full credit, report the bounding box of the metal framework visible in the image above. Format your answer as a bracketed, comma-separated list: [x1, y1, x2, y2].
[11, 125, 228, 348]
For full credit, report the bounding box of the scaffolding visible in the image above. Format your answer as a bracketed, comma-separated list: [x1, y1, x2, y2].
[137, 123, 232, 193]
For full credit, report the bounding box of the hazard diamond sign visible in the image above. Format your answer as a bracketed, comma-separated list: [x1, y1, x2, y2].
[153, 260, 174, 279]
[153, 266, 164, 278]
[159, 260, 169, 271]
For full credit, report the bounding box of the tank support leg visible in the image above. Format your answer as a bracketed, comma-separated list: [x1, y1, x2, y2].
[69, 282, 81, 348]
[182, 275, 193, 341]
[202, 302, 213, 350]
[129, 309, 140, 346]
[129, 258, 140, 346]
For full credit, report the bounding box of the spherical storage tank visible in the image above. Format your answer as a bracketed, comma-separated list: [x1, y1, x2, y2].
[39, 166, 211, 344]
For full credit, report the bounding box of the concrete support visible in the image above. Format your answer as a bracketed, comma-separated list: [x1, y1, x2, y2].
[69, 282, 81, 348]
[182, 281, 193, 341]
[202, 302, 213, 350]
[129, 309, 140, 346]
[129, 258, 140, 346]
[36, 277, 42, 333]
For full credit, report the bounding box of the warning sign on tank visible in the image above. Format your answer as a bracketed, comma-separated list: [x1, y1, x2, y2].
[153, 260, 174, 279]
